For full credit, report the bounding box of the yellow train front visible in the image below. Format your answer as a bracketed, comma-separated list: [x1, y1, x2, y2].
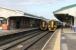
[48, 20, 57, 31]
[40, 20, 47, 30]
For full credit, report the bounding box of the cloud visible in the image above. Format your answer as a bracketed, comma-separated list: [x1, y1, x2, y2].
[8, 0, 60, 5]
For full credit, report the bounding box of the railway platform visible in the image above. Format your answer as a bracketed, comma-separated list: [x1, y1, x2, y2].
[61, 28, 76, 50]
[41, 29, 61, 50]
[62, 28, 75, 33]
[0, 28, 38, 36]
[41, 28, 76, 50]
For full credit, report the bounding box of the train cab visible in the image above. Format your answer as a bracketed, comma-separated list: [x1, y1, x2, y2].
[40, 20, 47, 30]
[48, 20, 57, 31]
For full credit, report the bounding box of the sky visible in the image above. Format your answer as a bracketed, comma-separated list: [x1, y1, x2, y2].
[0, 0, 76, 19]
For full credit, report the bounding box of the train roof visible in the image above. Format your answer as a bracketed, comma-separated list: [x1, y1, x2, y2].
[53, 4, 76, 14]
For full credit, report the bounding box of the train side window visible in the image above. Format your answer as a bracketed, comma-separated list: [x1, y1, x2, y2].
[0, 21, 2, 26]
[0, 17, 7, 23]
[3, 20, 7, 24]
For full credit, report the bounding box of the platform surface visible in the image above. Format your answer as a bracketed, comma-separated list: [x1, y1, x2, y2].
[0, 28, 38, 36]
[62, 28, 75, 33]
[42, 29, 61, 50]
[61, 28, 76, 50]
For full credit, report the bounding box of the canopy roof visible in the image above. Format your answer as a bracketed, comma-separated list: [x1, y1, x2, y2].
[53, 4, 75, 24]
[54, 4, 76, 13]
[0, 7, 47, 21]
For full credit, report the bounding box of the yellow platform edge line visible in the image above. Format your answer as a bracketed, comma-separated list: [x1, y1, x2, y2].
[53, 29, 61, 50]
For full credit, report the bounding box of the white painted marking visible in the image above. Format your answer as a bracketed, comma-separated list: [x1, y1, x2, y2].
[62, 43, 68, 50]
[17, 45, 23, 48]
[62, 36, 66, 39]
[41, 30, 57, 50]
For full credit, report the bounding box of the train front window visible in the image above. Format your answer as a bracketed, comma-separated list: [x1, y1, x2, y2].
[42, 22, 45, 27]
[50, 21, 57, 27]
[51, 21, 54, 27]
[3, 20, 7, 24]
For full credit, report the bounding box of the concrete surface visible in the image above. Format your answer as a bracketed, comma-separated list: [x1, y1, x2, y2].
[61, 33, 76, 50]
[61, 28, 76, 50]
[41, 29, 61, 50]
[62, 28, 75, 33]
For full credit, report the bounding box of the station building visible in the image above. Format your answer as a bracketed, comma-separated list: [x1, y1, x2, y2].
[53, 4, 76, 27]
[0, 7, 46, 30]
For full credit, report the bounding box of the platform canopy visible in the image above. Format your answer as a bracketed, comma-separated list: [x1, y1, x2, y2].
[0, 7, 46, 20]
[0, 7, 24, 18]
[53, 4, 76, 16]
[53, 4, 76, 25]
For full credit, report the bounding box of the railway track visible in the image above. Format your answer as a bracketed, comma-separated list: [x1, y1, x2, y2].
[0, 30, 53, 50]
[0, 30, 40, 46]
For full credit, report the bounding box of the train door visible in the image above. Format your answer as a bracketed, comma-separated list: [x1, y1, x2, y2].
[16, 18, 21, 29]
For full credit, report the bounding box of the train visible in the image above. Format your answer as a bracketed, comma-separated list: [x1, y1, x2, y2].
[40, 20, 48, 30]
[48, 20, 57, 31]
[0, 16, 46, 30]
[0, 16, 62, 32]
[40, 20, 62, 31]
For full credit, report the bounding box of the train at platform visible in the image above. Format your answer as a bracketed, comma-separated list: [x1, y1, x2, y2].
[48, 20, 57, 31]
[0, 7, 49, 30]
[0, 17, 62, 32]
[40, 20, 48, 30]
[40, 20, 62, 31]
